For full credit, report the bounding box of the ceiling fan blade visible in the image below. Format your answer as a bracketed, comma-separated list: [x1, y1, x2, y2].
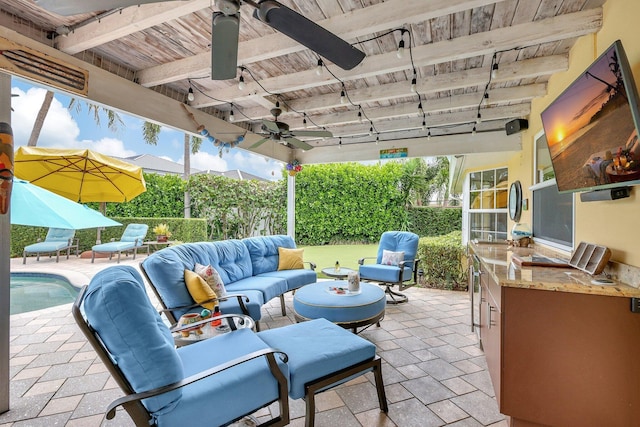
[291, 129, 333, 138]
[286, 137, 314, 151]
[34, 0, 179, 16]
[261, 120, 281, 133]
[253, 1, 365, 71]
[211, 12, 240, 80]
[250, 138, 269, 149]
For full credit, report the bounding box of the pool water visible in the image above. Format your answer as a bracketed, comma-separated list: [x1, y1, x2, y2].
[10, 273, 80, 315]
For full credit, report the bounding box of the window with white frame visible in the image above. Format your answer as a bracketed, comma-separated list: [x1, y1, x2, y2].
[466, 167, 509, 243]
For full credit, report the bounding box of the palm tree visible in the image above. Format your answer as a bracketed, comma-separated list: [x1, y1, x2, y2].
[27, 90, 54, 146]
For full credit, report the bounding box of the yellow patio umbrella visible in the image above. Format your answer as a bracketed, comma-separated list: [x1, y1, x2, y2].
[14, 147, 146, 203]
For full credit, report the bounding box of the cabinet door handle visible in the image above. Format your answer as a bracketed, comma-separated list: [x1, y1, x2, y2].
[486, 303, 496, 329]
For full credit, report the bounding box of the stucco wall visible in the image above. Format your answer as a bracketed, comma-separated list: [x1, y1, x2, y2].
[514, 0, 640, 266]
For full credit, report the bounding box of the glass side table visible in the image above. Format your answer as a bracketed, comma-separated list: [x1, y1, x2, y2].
[321, 266, 355, 280]
[171, 313, 254, 347]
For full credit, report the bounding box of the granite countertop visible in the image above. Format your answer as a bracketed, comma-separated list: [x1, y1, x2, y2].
[469, 242, 640, 298]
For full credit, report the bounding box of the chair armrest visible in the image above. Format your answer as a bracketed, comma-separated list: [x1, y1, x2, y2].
[358, 256, 377, 265]
[105, 348, 289, 419]
[304, 261, 316, 270]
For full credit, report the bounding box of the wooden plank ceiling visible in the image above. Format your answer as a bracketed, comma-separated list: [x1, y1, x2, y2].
[0, 0, 606, 161]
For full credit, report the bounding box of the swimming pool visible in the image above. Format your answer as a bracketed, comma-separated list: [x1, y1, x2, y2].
[10, 272, 80, 315]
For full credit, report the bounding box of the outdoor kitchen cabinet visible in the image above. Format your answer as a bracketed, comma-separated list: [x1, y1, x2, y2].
[472, 243, 640, 427]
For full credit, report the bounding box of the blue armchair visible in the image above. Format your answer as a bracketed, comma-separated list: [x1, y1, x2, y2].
[91, 223, 149, 263]
[73, 265, 387, 427]
[358, 231, 420, 304]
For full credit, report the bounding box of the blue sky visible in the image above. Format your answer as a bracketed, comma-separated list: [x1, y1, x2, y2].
[10, 77, 284, 181]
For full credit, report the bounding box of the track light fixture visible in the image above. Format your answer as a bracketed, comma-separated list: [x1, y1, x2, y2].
[316, 58, 324, 76]
[491, 63, 499, 79]
[187, 86, 195, 102]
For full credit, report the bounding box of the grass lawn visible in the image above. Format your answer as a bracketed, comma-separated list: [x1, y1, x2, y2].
[301, 244, 378, 279]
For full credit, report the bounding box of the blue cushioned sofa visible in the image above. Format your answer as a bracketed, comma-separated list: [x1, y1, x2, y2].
[140, 235, 316, 330]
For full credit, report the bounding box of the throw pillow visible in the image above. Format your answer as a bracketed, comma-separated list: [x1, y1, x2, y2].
[194, 263, 228, 298]
[277, 247, 304, 271]
[381, 249, 404, 266]
[184, 269, 217, 310]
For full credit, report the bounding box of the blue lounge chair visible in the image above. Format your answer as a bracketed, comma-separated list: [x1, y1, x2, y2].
[91, 223, 149, 263]
[23, 228, 78, 264]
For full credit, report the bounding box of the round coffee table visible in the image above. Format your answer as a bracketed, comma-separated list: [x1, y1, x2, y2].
[321, 266, 355, 280]
[293, 281, 385, 333]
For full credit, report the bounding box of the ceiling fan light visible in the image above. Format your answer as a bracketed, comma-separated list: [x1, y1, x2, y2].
[187, 87, 195, 102]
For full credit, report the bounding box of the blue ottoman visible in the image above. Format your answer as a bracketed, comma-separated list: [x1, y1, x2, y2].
[293, 281, 385, 333]
[258, 318, 388, 426]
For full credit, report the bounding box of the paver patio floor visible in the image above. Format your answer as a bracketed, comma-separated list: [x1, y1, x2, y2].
[2, 255, 506, 427]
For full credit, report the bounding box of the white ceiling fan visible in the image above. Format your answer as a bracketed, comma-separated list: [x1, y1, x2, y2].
[251, 105, 332, 150]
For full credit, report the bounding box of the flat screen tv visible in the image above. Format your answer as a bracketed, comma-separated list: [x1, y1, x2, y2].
[541, 39, 640, 194]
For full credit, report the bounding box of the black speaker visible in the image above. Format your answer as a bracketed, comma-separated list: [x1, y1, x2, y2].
[580, 186, 631, 202]
[505, 119, 529, 135]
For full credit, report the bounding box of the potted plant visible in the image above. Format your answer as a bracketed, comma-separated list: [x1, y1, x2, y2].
[152, 223, 172, 242]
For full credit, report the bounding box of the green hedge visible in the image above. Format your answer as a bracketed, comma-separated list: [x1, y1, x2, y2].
[11, 217, 207, 258]
[294, 162, 406, 245]
[417, 230, 468, 290]
[407, 206, 462, 237]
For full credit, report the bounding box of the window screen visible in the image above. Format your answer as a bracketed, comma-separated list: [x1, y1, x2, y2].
[532, 179, 573, 250]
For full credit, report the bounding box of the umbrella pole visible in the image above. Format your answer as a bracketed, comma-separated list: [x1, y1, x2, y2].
[96, 202, 106, 244]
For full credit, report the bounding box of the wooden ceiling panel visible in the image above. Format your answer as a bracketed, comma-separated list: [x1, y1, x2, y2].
[0, 0, 605, 162]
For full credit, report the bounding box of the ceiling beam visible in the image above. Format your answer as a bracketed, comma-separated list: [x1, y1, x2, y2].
[55, 0, 212, 55]
[296, 130, 522, 164]
[190, 8, 601, 109]
[238, 55, 568, 121]
[284, 84, 545, 129]
[322, 104, 531, 137]
[136, 0, 507, 87]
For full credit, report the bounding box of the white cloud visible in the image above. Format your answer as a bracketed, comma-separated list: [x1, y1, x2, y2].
[87, 137, 137, 158]
[11, 86, 80, 148]
[228, 150, 283, 180]
[191, 150, 228, 172]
